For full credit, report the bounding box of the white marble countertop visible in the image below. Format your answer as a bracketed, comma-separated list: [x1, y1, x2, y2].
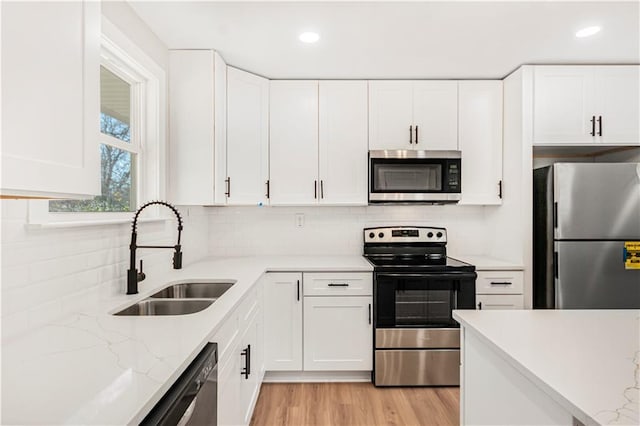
[1, 255, 373, 425]
[453, 309, 640, 426]
[452, 254, 524, 270]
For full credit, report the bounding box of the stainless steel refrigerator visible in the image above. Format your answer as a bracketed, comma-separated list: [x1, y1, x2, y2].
[533, 162, 640, 309]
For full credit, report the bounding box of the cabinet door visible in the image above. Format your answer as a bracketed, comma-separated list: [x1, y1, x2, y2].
[458, 81, 503, 205]
[168, 50, 226, 205]
[227, 67, 270, 205]
[595, 66, 640, 144]
[533, 66, 597, 144]
[303, 296, 373, 371]
[412, 81, 459, 150]
[263, 273, 303, 371]
[318, 81, 368, 205]
[368, 81, 414, 150]
[218, 342, 242, 426]
[1, 1, 101, 198]
[239, 312, 262, 425]
[269, 81, 319, 205]
[476, 294, 524, 310]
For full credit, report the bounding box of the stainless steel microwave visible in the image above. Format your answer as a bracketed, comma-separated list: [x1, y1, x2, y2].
[369, 150, 461, 203]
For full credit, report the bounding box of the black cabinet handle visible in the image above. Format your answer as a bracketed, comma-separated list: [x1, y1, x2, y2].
[490, 281, 512, 286]
[225, 177, 231, 197]
[241, 345, 251, 379]
[314, 180, 317, 199]
[265, 180, 270, 199]
[415, 125, 418, 144]
[477, 301, 482, 310]
[409, 125, 413, 144]
[498, 180, 503, 199]
[590, 116, 596, 136]
[368, 303, 372, 325]
[297, 279, 300, 301]
[320, 180, 324, 199]
[598, 115, 602, 136]
[327, 283, 349, 287]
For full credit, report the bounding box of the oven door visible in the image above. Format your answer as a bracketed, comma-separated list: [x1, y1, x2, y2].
[375, 272, 475, 328]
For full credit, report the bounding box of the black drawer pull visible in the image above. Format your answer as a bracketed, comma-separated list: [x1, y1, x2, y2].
[327, 283, 349, 287]
[490, 281, 512, 286]
[240, 345, 251, 379]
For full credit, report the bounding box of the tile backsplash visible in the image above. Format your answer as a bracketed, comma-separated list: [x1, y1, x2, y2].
[206, 204, 494, 258]
[1, 201, 208, 339]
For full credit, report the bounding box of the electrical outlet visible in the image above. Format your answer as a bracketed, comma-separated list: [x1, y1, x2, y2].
[295, 213, 304, 227]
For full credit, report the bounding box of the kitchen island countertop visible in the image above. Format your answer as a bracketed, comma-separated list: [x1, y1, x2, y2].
[453, 309, 640, 426]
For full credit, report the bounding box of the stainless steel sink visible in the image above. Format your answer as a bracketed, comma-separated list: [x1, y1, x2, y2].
[114, 299, 214, 316]
[149, 282, 235, 299]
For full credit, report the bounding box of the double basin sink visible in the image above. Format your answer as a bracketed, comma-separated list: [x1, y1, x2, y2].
[114, 281, 235, 316]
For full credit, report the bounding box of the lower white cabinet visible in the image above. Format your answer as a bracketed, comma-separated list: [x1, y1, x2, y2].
[475, 270, 525, 310]
[263, 272, 303, 371]
[303, 296, 372, 371]
[264, 272, 374, 373]
[214, 280, 264, 426]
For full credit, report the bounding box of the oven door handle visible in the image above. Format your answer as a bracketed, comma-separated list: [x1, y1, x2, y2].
[376, 272, 477, 280]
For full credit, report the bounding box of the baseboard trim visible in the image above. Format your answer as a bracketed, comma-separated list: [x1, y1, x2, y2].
[263, 370, 372, 383]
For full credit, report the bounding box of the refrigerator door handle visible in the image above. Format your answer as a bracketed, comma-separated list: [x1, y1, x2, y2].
[554, 251, 559, 278]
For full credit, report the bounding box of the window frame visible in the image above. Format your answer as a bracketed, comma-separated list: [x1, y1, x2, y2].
[29, 19, 167, 226]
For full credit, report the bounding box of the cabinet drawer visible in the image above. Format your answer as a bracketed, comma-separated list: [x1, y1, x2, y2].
[303, 272, 372, 296]
[476, 270, 523, 294]
[476, 294, 524, 310]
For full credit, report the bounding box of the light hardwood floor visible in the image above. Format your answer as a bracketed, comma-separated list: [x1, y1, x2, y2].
[250, 383, 459, 426]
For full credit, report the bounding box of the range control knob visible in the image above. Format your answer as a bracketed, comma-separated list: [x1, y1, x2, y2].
[369, 232, 375, 239]
[436, 232, 443, 238]
[427, 232, 434, 238]
[378, 232, 385, 238]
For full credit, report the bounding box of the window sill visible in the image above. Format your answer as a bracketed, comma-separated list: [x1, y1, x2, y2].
[26, 216, 168, 230]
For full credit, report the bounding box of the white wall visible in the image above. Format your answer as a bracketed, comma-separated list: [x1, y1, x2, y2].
[206, 205, 493, 258]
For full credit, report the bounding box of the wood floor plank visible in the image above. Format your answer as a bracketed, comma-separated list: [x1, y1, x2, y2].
[250, 383, 459, 426]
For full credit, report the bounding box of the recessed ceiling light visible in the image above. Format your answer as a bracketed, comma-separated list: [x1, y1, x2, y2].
[575, 26, 601, 38]
[299, 32, 320, 43]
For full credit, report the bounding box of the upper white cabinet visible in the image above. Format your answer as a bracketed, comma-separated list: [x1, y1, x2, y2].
[369, 81, 458, 151]
[458, 81, 504, 205]
[226, 67, 270, 205]
[270, 80, 368, 205]
[533, 65, 639, 145]
[318, 81, 368, 205]
[168, 50, 227, 205]
[269, 81, 319, 205]
[1, 1, 101, 198]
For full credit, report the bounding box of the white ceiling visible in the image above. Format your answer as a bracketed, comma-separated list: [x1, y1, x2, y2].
[128, 1, 640, 79]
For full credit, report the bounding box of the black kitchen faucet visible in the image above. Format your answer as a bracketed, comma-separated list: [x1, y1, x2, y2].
[127, 201, 183, 295]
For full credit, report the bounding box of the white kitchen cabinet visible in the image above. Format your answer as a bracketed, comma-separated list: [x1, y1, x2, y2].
[168, 50, 227, 205]
[239, 308, 263, 425]
[458, 81, 504, 205]
[269, 81, 319, 205]
[318, 81, 368, 205]
[217, 340, 242, 426]
[303, 296, 372, 371]
[533, 66, 639, 145]
[1, 1, 101, 198]
[475, 270, 524, 295]
[369, 81, 458, 151]
[270, 80, 368, 205]
[476, 294, 524, 310]
[263, 272, 303, 371]
[226, 67, 270, 205]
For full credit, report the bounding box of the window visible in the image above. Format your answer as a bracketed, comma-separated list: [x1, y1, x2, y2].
[50, 66, 138, 213]
[29, 19, 166, 225]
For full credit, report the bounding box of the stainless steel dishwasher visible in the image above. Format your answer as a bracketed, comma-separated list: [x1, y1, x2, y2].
[141, 343, 217, 426]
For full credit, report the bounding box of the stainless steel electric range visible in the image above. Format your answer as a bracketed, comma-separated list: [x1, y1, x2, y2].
[363, 226, 476, 386]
